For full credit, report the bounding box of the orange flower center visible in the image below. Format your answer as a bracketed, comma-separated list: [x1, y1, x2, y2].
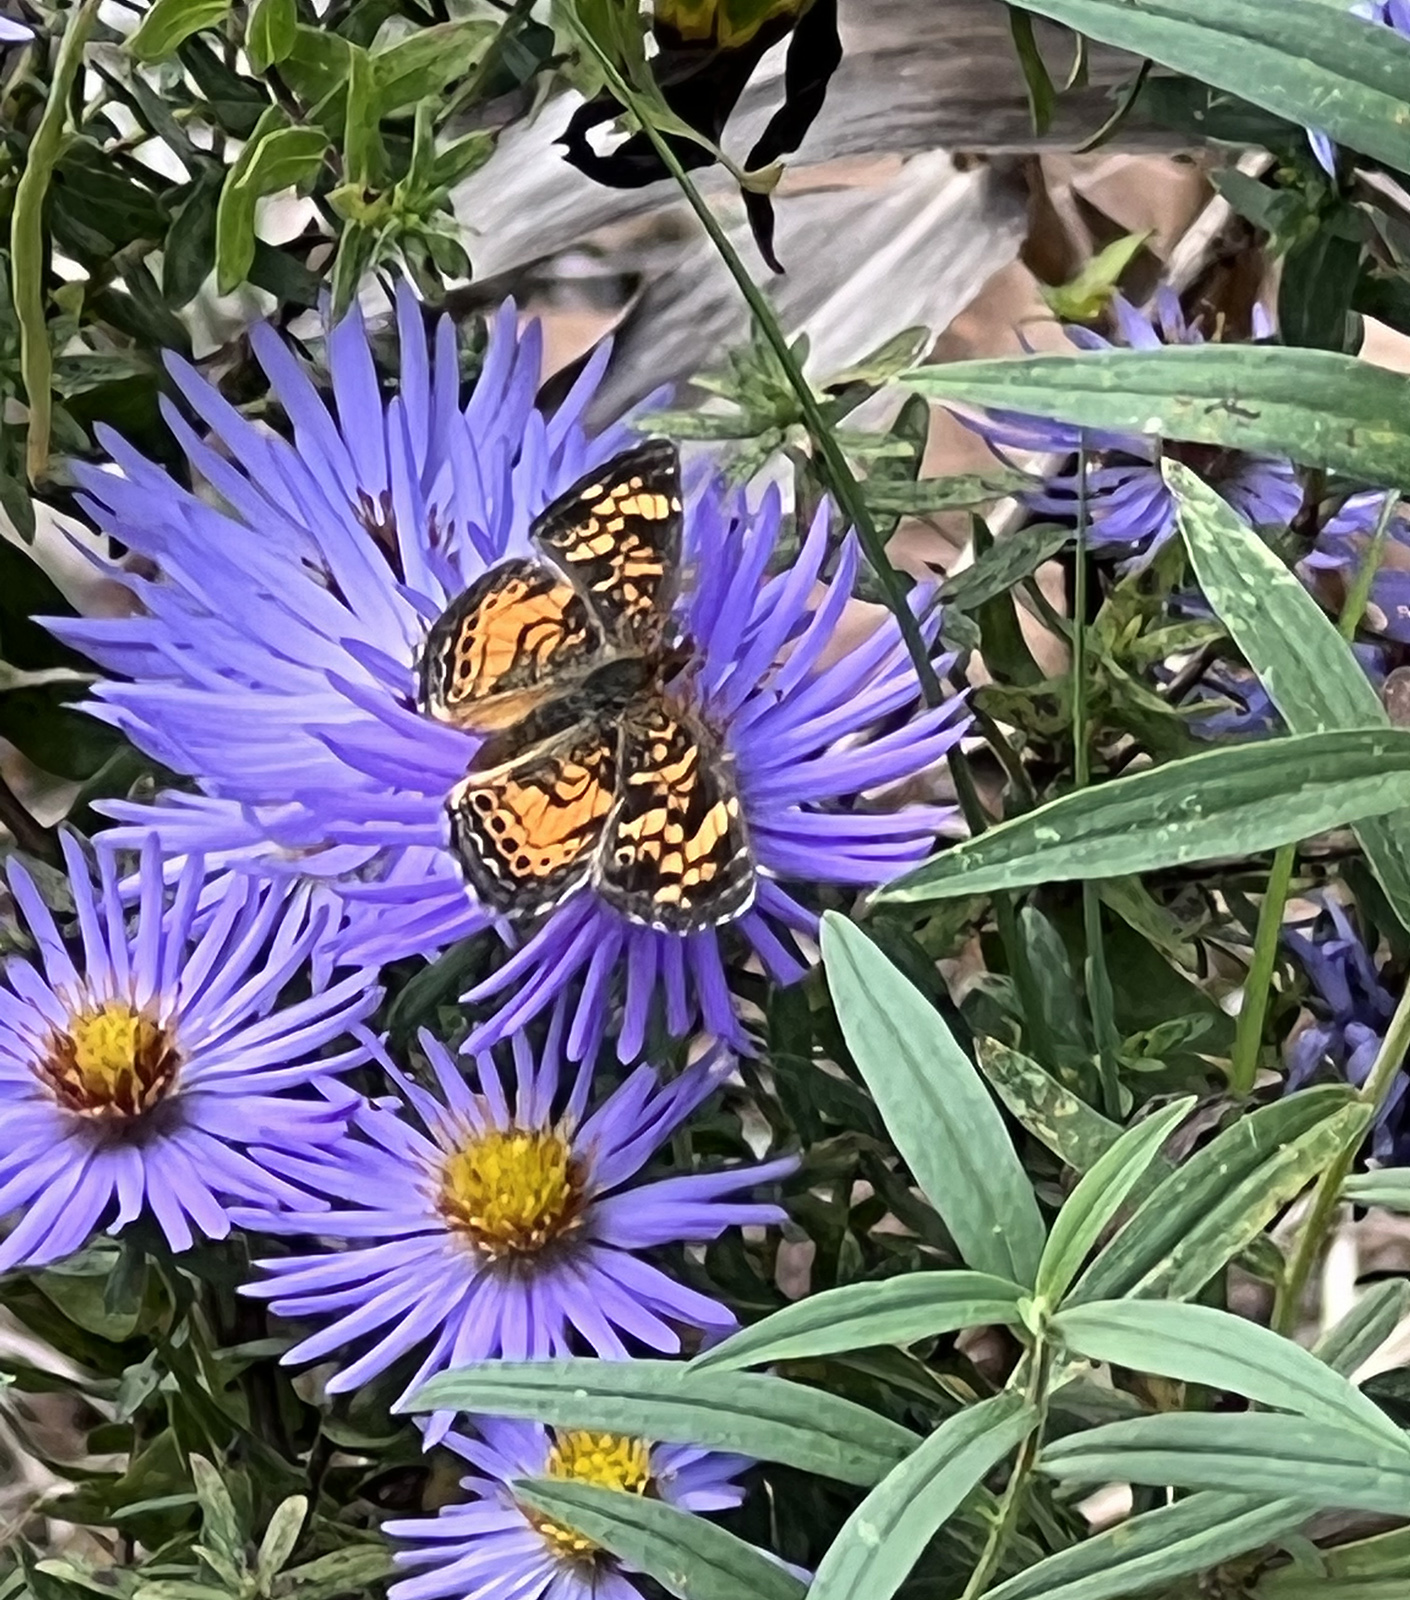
[525, 1431, 655, 1560]
[439, 1127, 585, 1257]
[40, 1001, 180, 1119]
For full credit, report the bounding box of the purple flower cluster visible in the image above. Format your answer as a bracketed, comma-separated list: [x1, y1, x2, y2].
[1285, 900, 1408, 1163]
[2, 286, 957, 1599]
[56, 287, 963, 1057]
[962, 288, 1301, 568]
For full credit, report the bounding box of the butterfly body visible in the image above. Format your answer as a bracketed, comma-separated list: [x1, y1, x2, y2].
[419, 441, 755, 933]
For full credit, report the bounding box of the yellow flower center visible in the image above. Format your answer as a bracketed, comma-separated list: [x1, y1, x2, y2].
[527, 1432, 655, 1560]
[41, 1001, 180, 1120]
[439, 1127, 585, 1258]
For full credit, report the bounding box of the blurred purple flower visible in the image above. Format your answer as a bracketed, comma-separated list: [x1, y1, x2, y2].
[56, 287, 965, 1057]
[1305, 488, 1410, 643]
[0, 837, 377, 1275]
[0, 16, 32, 42]
[1310, 2, 1410, 174]
[962, 289, 1301, 566]
[1285, 900, 1407, 1162]
[239, 1010, 792, 1432]
[385, 1419, 751, 1600]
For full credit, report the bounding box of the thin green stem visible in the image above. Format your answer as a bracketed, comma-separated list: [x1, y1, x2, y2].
[1071, 438, 1121, 1111]
[961, 1343, 1052, 1600]
[15, 0, 100, 482]
[1273, 978, 1410, 1335]
[945, 745, 1057, 1066]
[563, 11, 942, 707]
[1339, 488, 1398, 641]
[1229, 843, 1297, 1098]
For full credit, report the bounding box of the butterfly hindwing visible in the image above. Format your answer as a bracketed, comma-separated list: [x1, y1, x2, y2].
[418, 558, 603, 731]
[448, 718, 618, 919]
[595, 691, 755, 933]
[530, 439, 683, 651]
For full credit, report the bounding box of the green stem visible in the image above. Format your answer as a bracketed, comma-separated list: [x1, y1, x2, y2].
[14, 0, 100, 483]
[961, 1343, 1052, 1600]
[563, 11, 943, 707]
[1229, 842, 1297, 1097]
[1338, 488, 1398, 641]
[1273, 978, 1410, 1335]
[1071, 439, 1121, 1111]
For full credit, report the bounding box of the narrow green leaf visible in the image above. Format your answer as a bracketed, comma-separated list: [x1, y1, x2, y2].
[215, 115, 328, 293]
[1073, 1087, 1364, 1303]
[879, 730, 1410, 903]
[1010, 0, 1410, 172]
[808, 1393, 1037, 1600]
[188, 1457, 242, 1567]
[689, 1271, 1027, 1374]
[905, 344, 1410, 486]
[1009, 8, 1057, 135]
[1040, 1414, 1410, 1516]
[1259, 1524, 1410, 1595]
[511, 1481, 805, 1600]
[409, 1361, 918, 1487]
[977, 1040, 1127, 1176]
[1171, 459, 1410, 932]
[1345, 1169, 1410, 1210]
[246, 0, 296, 73]
[255, 1496, 306, 1588]
[1314, 1281, 1410, 1376]
[984, 1491, 1310, 1600]
[13, 0, 100, 484]
[1055, 1300, 1401, 1445]
[128, 0, 230, 60]
[1035, 1099, 1194, 1304]
[941, 523, 1071, 613]
[864, 470, 1033, 517]
[821, 915, 1046, 1285]
[372, 20, 497, 115]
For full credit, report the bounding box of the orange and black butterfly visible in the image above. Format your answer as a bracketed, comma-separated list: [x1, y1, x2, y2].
[418, 441, 755, 933]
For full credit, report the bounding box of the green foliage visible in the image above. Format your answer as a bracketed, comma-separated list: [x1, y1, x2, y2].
[12, 2, 1410, 1599]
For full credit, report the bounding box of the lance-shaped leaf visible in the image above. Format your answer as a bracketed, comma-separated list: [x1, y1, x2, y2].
[690, 1271, 1028, 1374]
[1055, 1300, 1402, 1445]
[1171, 459, 1410, 932]
[1072, 1087, 1367, 1303]
[511, 1480, 806, 1600]
[878, 730, 1410, 903]
[807, 1393, 1037, 1600]
[1008, 0, 1410, 172]
[821, 915, 1046, 1285]
[410, 1360, 918, 1487]
[1040, 1414, 1410, 1516]
[983, 1491, 1310, 1600]
[904, 344, 1410, 486]
[1035, 1099, 1194, 1304]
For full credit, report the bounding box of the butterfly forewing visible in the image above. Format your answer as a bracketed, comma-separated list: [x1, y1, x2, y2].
[595, 691, 755, 933]
[530, 439, 684, 651]
[418, 558, 602, 731]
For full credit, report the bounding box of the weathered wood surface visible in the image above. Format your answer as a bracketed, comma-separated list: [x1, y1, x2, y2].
[451, 0, 1158, 415]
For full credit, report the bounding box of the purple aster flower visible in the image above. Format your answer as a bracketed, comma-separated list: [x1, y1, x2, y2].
[961, 289, 1302, 567]
[385, 1419, 751, 1600]
[238, 1009, 794, 1432]
[0, 836, 378, 1275]
[1309, 2, 1410, 174]
[1305, 489, 1410, 644]
[54, 287, 965, 1058]
[1284, 899, 1408, 1162]
[0, 15, 31, 42]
